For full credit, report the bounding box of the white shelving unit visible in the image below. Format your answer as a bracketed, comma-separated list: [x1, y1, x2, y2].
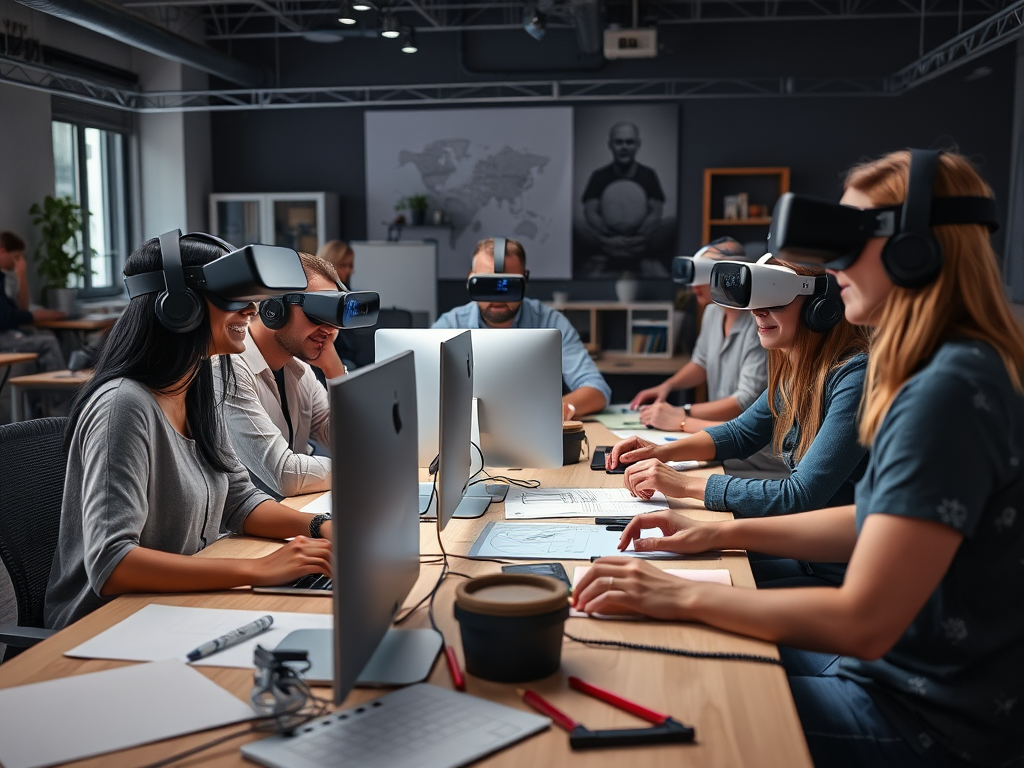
[209, 192, 340, 252]
[548, 301, 675, 359]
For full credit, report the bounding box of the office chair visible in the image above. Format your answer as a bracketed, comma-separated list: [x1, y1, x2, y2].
[0, 417, 67, 661]
[334, 307, 415, 371]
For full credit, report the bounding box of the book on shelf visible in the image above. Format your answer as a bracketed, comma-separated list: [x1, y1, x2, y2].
[632, 326, 668, 354]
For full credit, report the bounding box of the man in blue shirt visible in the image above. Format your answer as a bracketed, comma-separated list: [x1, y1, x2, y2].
[433, 237, 611, 420]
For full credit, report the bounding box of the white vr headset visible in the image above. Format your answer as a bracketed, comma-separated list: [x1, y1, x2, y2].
[671, 243, 726, 286]
[709, 255, 827, 310]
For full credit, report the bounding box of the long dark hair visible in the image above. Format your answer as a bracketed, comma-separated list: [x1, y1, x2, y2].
[66, 234, 237, 473]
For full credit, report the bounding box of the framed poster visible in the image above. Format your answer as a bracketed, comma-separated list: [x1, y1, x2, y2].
[365, 108, 573, 280]
[572, 104, 679, 278]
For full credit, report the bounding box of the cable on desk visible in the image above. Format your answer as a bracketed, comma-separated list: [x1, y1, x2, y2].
[563, 631, 784, 667]
[466, 441, 541, 490]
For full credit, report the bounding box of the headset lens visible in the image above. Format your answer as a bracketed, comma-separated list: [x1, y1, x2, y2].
[467, 274, 526, 303]
[672, 256, 695, 285]
[709, 263, 752, 308]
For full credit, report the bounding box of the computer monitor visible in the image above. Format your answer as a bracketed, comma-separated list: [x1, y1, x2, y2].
[375, 328, 563, 470]
[275, 351, 441, 696]
[436, 331, 474, 532]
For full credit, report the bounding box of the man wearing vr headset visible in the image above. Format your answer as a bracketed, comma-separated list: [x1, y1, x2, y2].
[434, 237, 612, 420]
[215, 252, 350, 498]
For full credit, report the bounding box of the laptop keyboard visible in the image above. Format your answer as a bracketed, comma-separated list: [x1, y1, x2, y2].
[240, 683, 549, 768]
[289, 574, 333, 591]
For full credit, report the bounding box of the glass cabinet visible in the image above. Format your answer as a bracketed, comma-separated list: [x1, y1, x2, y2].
[209, 192, 340, 251]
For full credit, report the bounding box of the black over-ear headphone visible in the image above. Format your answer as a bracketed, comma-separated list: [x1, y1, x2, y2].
[151, 230, 233, 333]
[802, 274, 844, 333]
[259, 296, 288, 330]
[881, 149, 944, 288]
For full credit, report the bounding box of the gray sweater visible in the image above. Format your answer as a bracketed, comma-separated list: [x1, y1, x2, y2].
[44, 378, 270, 630]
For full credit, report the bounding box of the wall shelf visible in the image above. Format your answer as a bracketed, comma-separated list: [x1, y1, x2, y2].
[548, 301, 675, 360]
[702, 167, 790, 246]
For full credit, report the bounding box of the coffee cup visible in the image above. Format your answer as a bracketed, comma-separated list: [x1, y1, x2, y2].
[454, 574, 569, 682]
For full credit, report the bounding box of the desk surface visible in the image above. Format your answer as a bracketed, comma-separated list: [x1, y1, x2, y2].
[0, 352, 39, 366]
[34, 317, 117, 331]
[595, 353, 686, 376]
[8, 369, 93, 387]
[0, 423, 811, 768]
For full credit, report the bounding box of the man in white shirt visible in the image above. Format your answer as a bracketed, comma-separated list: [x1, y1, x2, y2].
[215, 252, 346, 498]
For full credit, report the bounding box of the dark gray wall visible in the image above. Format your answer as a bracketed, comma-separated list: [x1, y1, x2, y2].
[211, 20, 1016, 312]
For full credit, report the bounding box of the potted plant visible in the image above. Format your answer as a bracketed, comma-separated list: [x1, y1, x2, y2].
[395, 194, 430, 226]
[28, 194, 89, 314]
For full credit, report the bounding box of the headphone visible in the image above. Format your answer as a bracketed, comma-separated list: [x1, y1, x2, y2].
[259, 296, 289, 330]
[880, 149, 944, 288]
[148, 230, 234, 333]
[801, 273, 844, 333]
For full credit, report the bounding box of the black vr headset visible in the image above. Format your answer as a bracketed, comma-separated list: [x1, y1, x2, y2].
[124, 230, 308, 333]
[710, 255, 844, 333]
[767, 149, 1000, 288]
[259, 290, 381, 330]
[466, 237, 527, 302]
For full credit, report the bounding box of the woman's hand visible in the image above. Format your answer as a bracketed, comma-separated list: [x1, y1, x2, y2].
[606, 436, 661, 470]
[623, 458, 694, 500]
[638, 402, 688, 431]
[571, 557, 689, 619]
[629, 383, 671, 410]
[249, 536, 332, 586]
[617, 509, 717, 555]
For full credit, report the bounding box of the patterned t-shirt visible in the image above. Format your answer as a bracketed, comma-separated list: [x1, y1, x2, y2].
[838, 340, 1024, 767]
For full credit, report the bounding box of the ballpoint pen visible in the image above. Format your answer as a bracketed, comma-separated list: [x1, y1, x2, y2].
[186, 615, 274, 661]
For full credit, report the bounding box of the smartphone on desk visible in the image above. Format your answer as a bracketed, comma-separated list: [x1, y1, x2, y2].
[501, 563, 572, 590]
[591, 446, 629, 474]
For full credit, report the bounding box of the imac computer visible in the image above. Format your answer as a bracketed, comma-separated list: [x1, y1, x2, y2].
[435, 331, 475, 530]
[272, 351, 441, 688]
[375, 328, 563, 471]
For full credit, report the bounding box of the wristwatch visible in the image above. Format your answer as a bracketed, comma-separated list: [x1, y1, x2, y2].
[682, 403, 692, 415]
[309, 513, 332, 539]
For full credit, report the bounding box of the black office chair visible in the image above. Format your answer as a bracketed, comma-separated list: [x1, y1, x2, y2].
[335, 307, 415, 370]
[0, 417, 67, 661]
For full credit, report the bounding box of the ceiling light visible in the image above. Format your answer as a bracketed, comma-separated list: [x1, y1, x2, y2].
[381, 11, 400, 38]
[338, 1, 357, 24]
[352, 1, 373, 9]
[523, 8, 546, 41]
[400, 28, 417, 53]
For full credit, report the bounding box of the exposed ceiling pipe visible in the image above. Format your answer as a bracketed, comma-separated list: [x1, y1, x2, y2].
[14, 0, 266, 87]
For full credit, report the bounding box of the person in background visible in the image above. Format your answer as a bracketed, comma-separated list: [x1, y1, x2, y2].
[629, 236, 787, 478]
[215, 252, 346, 498]
[433, 237, 611, 420]
[317, 240, 353, 287]
[578, 150, 1023, 767]
[45, 234, 332, 632]
[608, 260, 870, 587]
[0, 230, 66, 372]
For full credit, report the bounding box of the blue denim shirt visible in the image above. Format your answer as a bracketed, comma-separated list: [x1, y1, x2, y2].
[433, 298, 612, 403]
[703, 353, 869, 516]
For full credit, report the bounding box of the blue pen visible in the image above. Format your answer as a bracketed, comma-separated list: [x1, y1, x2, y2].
[186, 615, 274, 661]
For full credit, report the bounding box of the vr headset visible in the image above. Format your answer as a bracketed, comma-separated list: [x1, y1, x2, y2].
[709, 256, 845, 333]
[671, 241, 740, 285]
[710, 257, 823, 310]
[466, 237, 527, 302]
[124, 230, 308, 333]
[259, 290, 380, 330]
[767, 150, 999, 286]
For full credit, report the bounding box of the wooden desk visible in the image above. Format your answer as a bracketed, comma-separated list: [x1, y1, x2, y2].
[8, 369, 92, 422]
[595, 353, 686, 376]
[33, 317, 117, 332]
[0, 423, 811, 767]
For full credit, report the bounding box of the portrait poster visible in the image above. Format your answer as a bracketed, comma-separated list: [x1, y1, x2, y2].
[365, 108, 573, 280]
[572, 104, 679, 278]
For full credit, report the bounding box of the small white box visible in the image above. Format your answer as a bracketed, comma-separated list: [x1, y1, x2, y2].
[604, 28, 658, 59]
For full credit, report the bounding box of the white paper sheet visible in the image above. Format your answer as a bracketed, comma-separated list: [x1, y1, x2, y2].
[299, 492, 331, 514]
[504, 487, 669, 519]
[0, 659, 254, 768]
[610, 429, 692, 444]
[65, 604, 333, 668]
[569, 565, 733, 619]
[468, 522, 682, 560]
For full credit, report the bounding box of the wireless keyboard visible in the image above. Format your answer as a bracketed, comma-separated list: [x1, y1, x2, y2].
[241, 683, 549, 768]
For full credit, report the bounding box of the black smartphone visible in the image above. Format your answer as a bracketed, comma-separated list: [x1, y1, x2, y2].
[501, 562, 572, 590]
[591, 445, 630, 473]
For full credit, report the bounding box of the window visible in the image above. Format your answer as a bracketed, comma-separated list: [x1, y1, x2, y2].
[51, 119, 129, 297]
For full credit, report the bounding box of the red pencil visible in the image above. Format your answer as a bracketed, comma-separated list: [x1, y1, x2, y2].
[444, 645, 466, 691]
[517, 689, 578, 732]
[568, 676, 668, 724]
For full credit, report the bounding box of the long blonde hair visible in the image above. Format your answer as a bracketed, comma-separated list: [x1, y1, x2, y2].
[766, 259, 871, 461]
[846, 150, 1024, 444]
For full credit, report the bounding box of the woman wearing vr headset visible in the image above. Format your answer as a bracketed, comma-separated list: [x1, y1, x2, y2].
[608, 258, 870, 587]
[45, 234, 334, 631]
[579, 150, 1024, 767]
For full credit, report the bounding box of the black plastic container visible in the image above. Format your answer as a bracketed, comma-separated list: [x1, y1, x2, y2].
[562, 421, 587, 465]
[454, 574, 570, 683]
